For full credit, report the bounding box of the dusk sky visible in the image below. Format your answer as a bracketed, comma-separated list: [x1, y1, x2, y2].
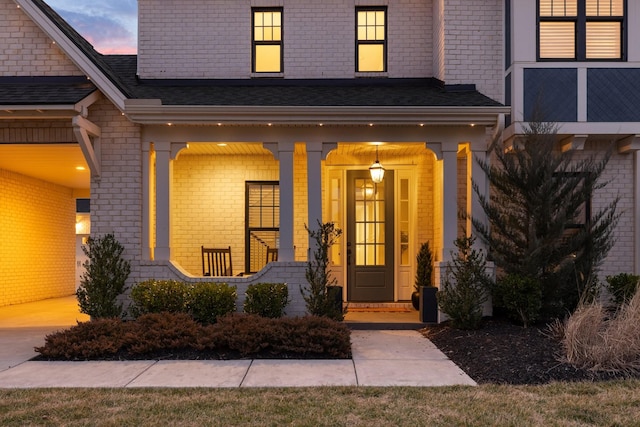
[47, 0, 138, 54]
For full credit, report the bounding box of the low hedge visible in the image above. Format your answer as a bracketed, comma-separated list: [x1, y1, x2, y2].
[244, 282, 289, 318]
[129, 280, 237, 324]
[35, 312, 352, 360]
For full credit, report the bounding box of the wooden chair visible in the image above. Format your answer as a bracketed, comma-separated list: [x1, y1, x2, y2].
[201, 246, 233, 276]
[266, 246, 278, 264]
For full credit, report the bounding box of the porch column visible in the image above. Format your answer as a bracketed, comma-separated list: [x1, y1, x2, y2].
[142, 141, 152, 260]
[265, 141, 295, 262]
[441, 142, 459, 262]
[471, 147, 489, 247]
[305, 141, 337, 241]
[153, 141, 187, 261]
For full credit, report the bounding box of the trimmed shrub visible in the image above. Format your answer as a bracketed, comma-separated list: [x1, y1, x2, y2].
[35, 318, 127, 359]
[494, 274, 543, 327]
[244, 282, 289, 318]
[125, 312, 202, 355]
[437, 235, 492, 330]
[129, 280, 237, 323]
[76, 233, 131, 319]
[188, 282, 237, 324]
[129, 279, 190, 317]
[35, 313, 352, 360]
[605, 273, 640, 308]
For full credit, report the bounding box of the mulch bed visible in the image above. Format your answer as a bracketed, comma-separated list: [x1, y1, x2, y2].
[423, 317, 640, 385]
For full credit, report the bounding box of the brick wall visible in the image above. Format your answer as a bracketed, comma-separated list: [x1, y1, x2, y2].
[441, 0, 503, 101]
[0, 169, 75, 307]
[87, 99, 143, 285]
[137, 0, 433, 79]
[1, 0, 83, 76]
[575, 143, 637, 279]
[171, 151, 280, 275]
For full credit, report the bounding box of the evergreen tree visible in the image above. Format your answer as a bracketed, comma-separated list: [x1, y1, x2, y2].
[472, 121, 619, 318]
[76, 233, 131, 319]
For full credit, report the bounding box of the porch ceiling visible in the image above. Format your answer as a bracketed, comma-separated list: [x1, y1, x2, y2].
[178, 141, 428, 157]
[0, 143, 90, 190]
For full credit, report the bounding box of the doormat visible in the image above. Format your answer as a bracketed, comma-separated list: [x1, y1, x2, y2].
[347, 307, 412, 313]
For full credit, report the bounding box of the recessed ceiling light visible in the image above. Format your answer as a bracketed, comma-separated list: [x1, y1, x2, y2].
[217, 143, 227, 147]
[75, 166, 86, 171]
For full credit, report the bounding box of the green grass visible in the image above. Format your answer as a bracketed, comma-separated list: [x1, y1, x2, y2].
[2, 381, 640, 426]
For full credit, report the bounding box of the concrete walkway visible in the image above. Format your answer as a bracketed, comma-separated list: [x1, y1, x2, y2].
[0, 297, 475, 388]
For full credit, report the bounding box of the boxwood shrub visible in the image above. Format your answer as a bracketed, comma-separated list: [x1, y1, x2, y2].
[129, 280, 237, 323]
[244, 282, 289, 318]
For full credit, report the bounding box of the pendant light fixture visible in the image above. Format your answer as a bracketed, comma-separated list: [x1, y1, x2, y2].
[369, 145, 385, 183]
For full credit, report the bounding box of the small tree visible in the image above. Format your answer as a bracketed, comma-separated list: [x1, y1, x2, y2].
[76, 233, 131, 319]
[415, 241, 434, 292]
[472, 120, 619, 318]
[301, 220, 344, 321]
[437, 235, 492, 330]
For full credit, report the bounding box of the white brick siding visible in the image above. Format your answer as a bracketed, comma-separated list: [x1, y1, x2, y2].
[1, 0, 83, 76]
[137, 0, 433, 79]
[86, 99, 143, 288]
[440, 0, 503, 102]
[0, 169, 75, 307]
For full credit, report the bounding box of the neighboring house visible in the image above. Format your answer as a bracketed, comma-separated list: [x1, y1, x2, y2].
[0, 0, 637, 318]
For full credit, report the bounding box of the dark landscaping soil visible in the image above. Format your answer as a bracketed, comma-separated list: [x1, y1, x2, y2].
[423, 317, 640, 385]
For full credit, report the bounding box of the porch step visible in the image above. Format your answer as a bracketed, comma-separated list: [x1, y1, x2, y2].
[345, 302, 413, 312]
[344, 302, 427, 330]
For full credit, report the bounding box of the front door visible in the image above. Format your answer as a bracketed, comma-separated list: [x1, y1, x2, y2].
[346, 170, 394, 301]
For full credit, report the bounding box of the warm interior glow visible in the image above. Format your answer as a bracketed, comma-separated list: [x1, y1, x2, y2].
[586, 22, 621, 58]
[255, 45, 281, 72]
[539, 22, 575, 58]
[358, 44, 384, 72]
[75, 213, 91, 235]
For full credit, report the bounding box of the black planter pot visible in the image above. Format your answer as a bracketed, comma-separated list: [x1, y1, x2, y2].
[411, 291, 420, 311]
[327, 286, 343, 313]
[419, 286, 438, 323]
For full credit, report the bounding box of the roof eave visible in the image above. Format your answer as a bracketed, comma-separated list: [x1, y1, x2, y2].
[123, 101, 511, 126]
[0, 90, 102, 120]
[15, 0, 127, 111]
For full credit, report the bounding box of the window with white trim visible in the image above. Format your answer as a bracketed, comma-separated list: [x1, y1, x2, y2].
[538, 0, 625, 60]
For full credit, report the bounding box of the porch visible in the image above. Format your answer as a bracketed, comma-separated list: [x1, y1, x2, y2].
[142, 123, 492, 306]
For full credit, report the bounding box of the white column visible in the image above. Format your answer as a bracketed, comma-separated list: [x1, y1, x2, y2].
[142, 141, 152, 260]
[471, 148, 489, 246]
[152, 141, 187, 261]
[305, 142, 337, 255]
[441, 143, 459, 261]
[306, 142, 323, 235]
[153, 141, 172, 261]
[267, 141, 296, 262]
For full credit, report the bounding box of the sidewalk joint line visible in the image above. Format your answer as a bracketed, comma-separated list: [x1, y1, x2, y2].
[124, 360, 159, 388]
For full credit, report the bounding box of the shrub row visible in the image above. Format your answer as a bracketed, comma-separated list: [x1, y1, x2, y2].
[130, 280, 289, 322]
[35, 312, 351, 360]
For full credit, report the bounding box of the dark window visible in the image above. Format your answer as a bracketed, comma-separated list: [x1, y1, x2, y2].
[538, 0, 625, 60]
[356, 7, 387, 72]
[245, 181, 279, 273]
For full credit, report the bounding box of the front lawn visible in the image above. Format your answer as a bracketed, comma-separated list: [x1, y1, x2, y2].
[2, 382, 640, 426]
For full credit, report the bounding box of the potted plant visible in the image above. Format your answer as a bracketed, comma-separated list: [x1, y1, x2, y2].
[412, 241, 433, 310]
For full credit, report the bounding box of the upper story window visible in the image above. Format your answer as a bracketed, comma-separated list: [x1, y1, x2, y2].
[538, 0, 625, 60]
[356, 7, 387, 72]
[253, 8, 283, 73]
